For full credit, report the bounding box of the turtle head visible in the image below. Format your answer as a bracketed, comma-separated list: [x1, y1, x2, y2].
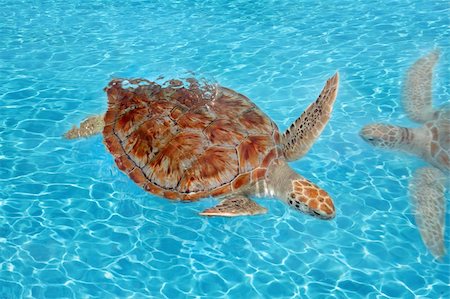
[287, 178, 335, 220]
[266, 159, 335, 220]
[360, 124, 404, 149]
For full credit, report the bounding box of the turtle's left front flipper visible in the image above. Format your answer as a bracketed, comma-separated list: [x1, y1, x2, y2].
[403, 50, 440, 123]
[410, 167, 447, 259]
[199, 196, 267, 217]
[282, 73, 339, 161]
[64, 114, 105, 139]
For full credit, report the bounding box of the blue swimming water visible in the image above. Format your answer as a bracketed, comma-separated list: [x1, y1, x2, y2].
[1, 0, 449, 298]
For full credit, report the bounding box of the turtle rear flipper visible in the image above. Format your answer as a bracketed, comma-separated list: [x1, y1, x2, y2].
[282, 73, 339, 161]
[64, 114, 104, 139]
[199, 196, 267, 217]
[411, 166, 446, 259]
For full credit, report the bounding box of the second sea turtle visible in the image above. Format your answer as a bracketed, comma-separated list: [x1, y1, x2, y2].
[360, 50, 449, 258]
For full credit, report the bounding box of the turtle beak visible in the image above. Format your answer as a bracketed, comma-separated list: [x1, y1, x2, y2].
[311, 204, 335, 220]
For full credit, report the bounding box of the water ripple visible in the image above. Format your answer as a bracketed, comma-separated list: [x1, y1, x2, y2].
[1, 0, 449, 298]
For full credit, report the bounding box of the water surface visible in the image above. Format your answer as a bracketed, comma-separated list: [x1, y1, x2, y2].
[1, 0, 449, 298]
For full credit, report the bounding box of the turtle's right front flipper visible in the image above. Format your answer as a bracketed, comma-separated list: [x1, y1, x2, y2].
[64, 114, 105, 139]
[410, 166, 446, 259]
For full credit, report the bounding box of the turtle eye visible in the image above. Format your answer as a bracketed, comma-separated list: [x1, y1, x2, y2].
[362, 135, 375, 141]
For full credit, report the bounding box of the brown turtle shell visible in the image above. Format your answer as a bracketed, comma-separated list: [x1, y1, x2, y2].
[103, 78, 282, 201]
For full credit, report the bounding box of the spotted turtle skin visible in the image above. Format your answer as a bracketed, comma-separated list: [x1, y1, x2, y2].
[103, 78, 282, 201]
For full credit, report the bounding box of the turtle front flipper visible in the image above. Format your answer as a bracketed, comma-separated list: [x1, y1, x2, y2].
[410, 167, 446, 259]
[199, 196, 267, 217]
[64, 114, 105, 139]
[281, 72, 339, 161]
[403, 50, 440, 123]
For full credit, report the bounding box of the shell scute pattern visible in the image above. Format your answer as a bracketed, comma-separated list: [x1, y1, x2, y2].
[169, 105, 187, 120]
[146, 132, 205, 189]
[103, 79, 280, 200]
[238, 135, 274, 173]
[125, 119, 177, 168]
[177, 106, 216, 129]
[114, 155, 135, 173]
[210, 87, 255, 118]
[115, 106, 152, 137]
[178, 146, 238, 193]
[203, 119, 246, 146]
[239, 109, 273, 134]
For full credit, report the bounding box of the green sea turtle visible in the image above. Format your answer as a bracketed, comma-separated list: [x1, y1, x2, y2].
[360, 50, 449, 258]
[65, 73, 339, 219]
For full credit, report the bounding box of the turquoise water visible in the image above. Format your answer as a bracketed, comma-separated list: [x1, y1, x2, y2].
[1, 0, 449, 298]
